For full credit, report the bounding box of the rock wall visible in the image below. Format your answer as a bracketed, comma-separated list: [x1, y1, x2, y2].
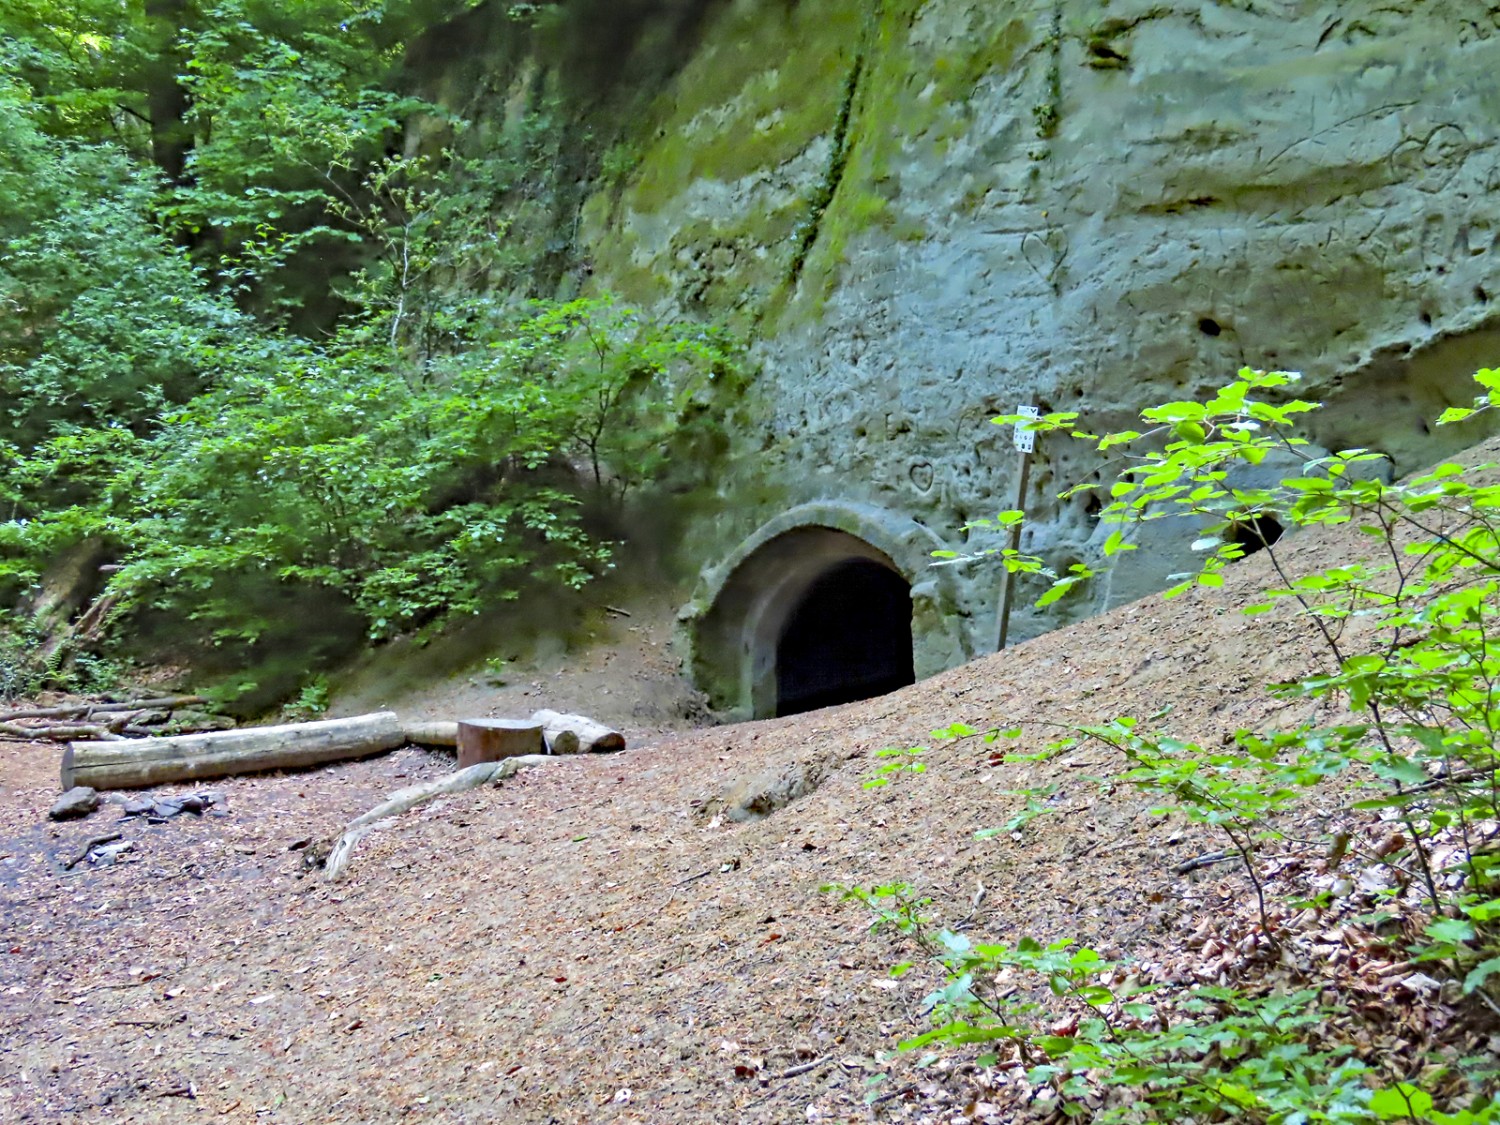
[468, 0, 1500, 713]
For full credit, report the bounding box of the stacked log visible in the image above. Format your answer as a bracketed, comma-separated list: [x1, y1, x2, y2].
[56, 709, 624, 792]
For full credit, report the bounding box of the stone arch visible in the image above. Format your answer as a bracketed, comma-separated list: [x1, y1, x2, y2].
[686, 502, 969, 719]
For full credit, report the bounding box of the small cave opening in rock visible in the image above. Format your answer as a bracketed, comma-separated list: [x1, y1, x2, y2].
[1226, 514, 1284, 558]
[774, 558, 915, 717]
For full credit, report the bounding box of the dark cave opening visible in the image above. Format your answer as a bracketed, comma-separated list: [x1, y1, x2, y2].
[774, 558, 915, 717]
[1227, 513, 1285, 558]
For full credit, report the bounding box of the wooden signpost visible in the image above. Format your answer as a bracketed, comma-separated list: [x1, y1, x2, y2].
[995, 402, 1041, 652]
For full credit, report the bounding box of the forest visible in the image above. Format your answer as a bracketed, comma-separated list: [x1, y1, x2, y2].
[4, 4, 1500, 1124]
[0, 0, 736, 708]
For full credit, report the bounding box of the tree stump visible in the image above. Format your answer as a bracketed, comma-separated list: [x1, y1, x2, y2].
[456, 719, 543, 768]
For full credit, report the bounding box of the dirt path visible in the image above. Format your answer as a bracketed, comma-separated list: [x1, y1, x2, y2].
[1, 443, 1492, 1123]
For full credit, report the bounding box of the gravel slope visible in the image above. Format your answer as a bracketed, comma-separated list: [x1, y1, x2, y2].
[3, 439, 1496, 1123]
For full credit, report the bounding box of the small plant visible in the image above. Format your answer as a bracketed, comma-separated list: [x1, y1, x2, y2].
[482, 655, 509, 685]
[598, 141, 641, 188]
[282, 676, 330, 722]
[833, 885, 1387, 1123]
[976, 781, 1060, 840]
[0, 618, 48, 703]
[1031, 101, 1059, 140]
[864, 744, 929, 788]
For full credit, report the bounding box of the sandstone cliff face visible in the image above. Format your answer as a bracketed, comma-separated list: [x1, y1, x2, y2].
[469, 1, 1500, 713]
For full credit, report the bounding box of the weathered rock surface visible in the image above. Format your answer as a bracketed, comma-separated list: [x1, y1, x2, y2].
[442, 0, 1500, 713]
[705, 758, 833, 823]
[89, 840, 133, 866]
[48, 786, 99, 821]
[578, 0, 1500, 710]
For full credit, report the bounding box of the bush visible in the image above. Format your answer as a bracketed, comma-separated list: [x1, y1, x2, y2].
[107, 297, 737, 645]
[834, 368, 1500, 1121]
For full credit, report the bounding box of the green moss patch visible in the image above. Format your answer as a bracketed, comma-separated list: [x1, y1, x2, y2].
[627, 1, 865, 214]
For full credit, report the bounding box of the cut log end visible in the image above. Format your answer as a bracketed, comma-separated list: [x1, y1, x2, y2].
[542, 728, 580, 755]
[456, 719, 543, 769]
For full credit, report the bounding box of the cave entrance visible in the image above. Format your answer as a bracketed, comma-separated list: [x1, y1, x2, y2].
[690, 508, 965, 720]
[774, 557, 914, 717]
[1226, 514, 1284, 559]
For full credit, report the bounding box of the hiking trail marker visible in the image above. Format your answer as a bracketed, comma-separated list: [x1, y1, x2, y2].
[996, 403, 1041, 651]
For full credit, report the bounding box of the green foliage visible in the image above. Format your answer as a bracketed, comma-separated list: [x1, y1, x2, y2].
[865, 744, 929, 788]
[0, 615, 54, 702]
[0, 609, 127, 702]
[827, 882, 1393, 1121]
[0, 1, 745, 696]
[0, 79, 246, 447]
[102, 297, 733, 644]
[977, 781, 1059, 839]
[282, 674, 330, 721]
[175, 2, 419, 241]
[835, 368, 1500, 1121]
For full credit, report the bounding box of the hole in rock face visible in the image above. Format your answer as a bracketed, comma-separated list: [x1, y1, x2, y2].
[1226, 514, 1284, 559]
[1198, 317, 1222, 337]
[775, 558, 914, 717]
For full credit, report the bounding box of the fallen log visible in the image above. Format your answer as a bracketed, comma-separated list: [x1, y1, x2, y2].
[320, 754, 552, 881]
[532, 709, 625, 754]
[0, 709, 174, 743]
[61, 711, 405, 791]
[403, 720, 459, 746]
[0, 694, 207, 724]
[2, 722, 128, 743]
[540, 724, 578, 755]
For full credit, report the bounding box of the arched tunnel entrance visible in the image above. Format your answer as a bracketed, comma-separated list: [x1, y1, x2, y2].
[687, 505, 968, 721]
[774, 557, 915, 717]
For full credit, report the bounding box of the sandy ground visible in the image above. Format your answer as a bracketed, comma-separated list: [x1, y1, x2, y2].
[1, 440, 1496, 1123]
[327, 588, 710, 736]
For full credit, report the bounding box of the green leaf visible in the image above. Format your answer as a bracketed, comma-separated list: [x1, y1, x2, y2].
[1424, 917, 1476, 945]
[1370, 758, 1428, 787]
[1463, 898, 1500, 922]
[1369, 1084, 1434, 1119]
[1462, 957, 1500, 994]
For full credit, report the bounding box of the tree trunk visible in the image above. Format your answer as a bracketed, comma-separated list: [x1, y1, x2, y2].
[61, 711, 406, 791]
[17, 538, 109, 625]
[144, 0, 193, 186]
